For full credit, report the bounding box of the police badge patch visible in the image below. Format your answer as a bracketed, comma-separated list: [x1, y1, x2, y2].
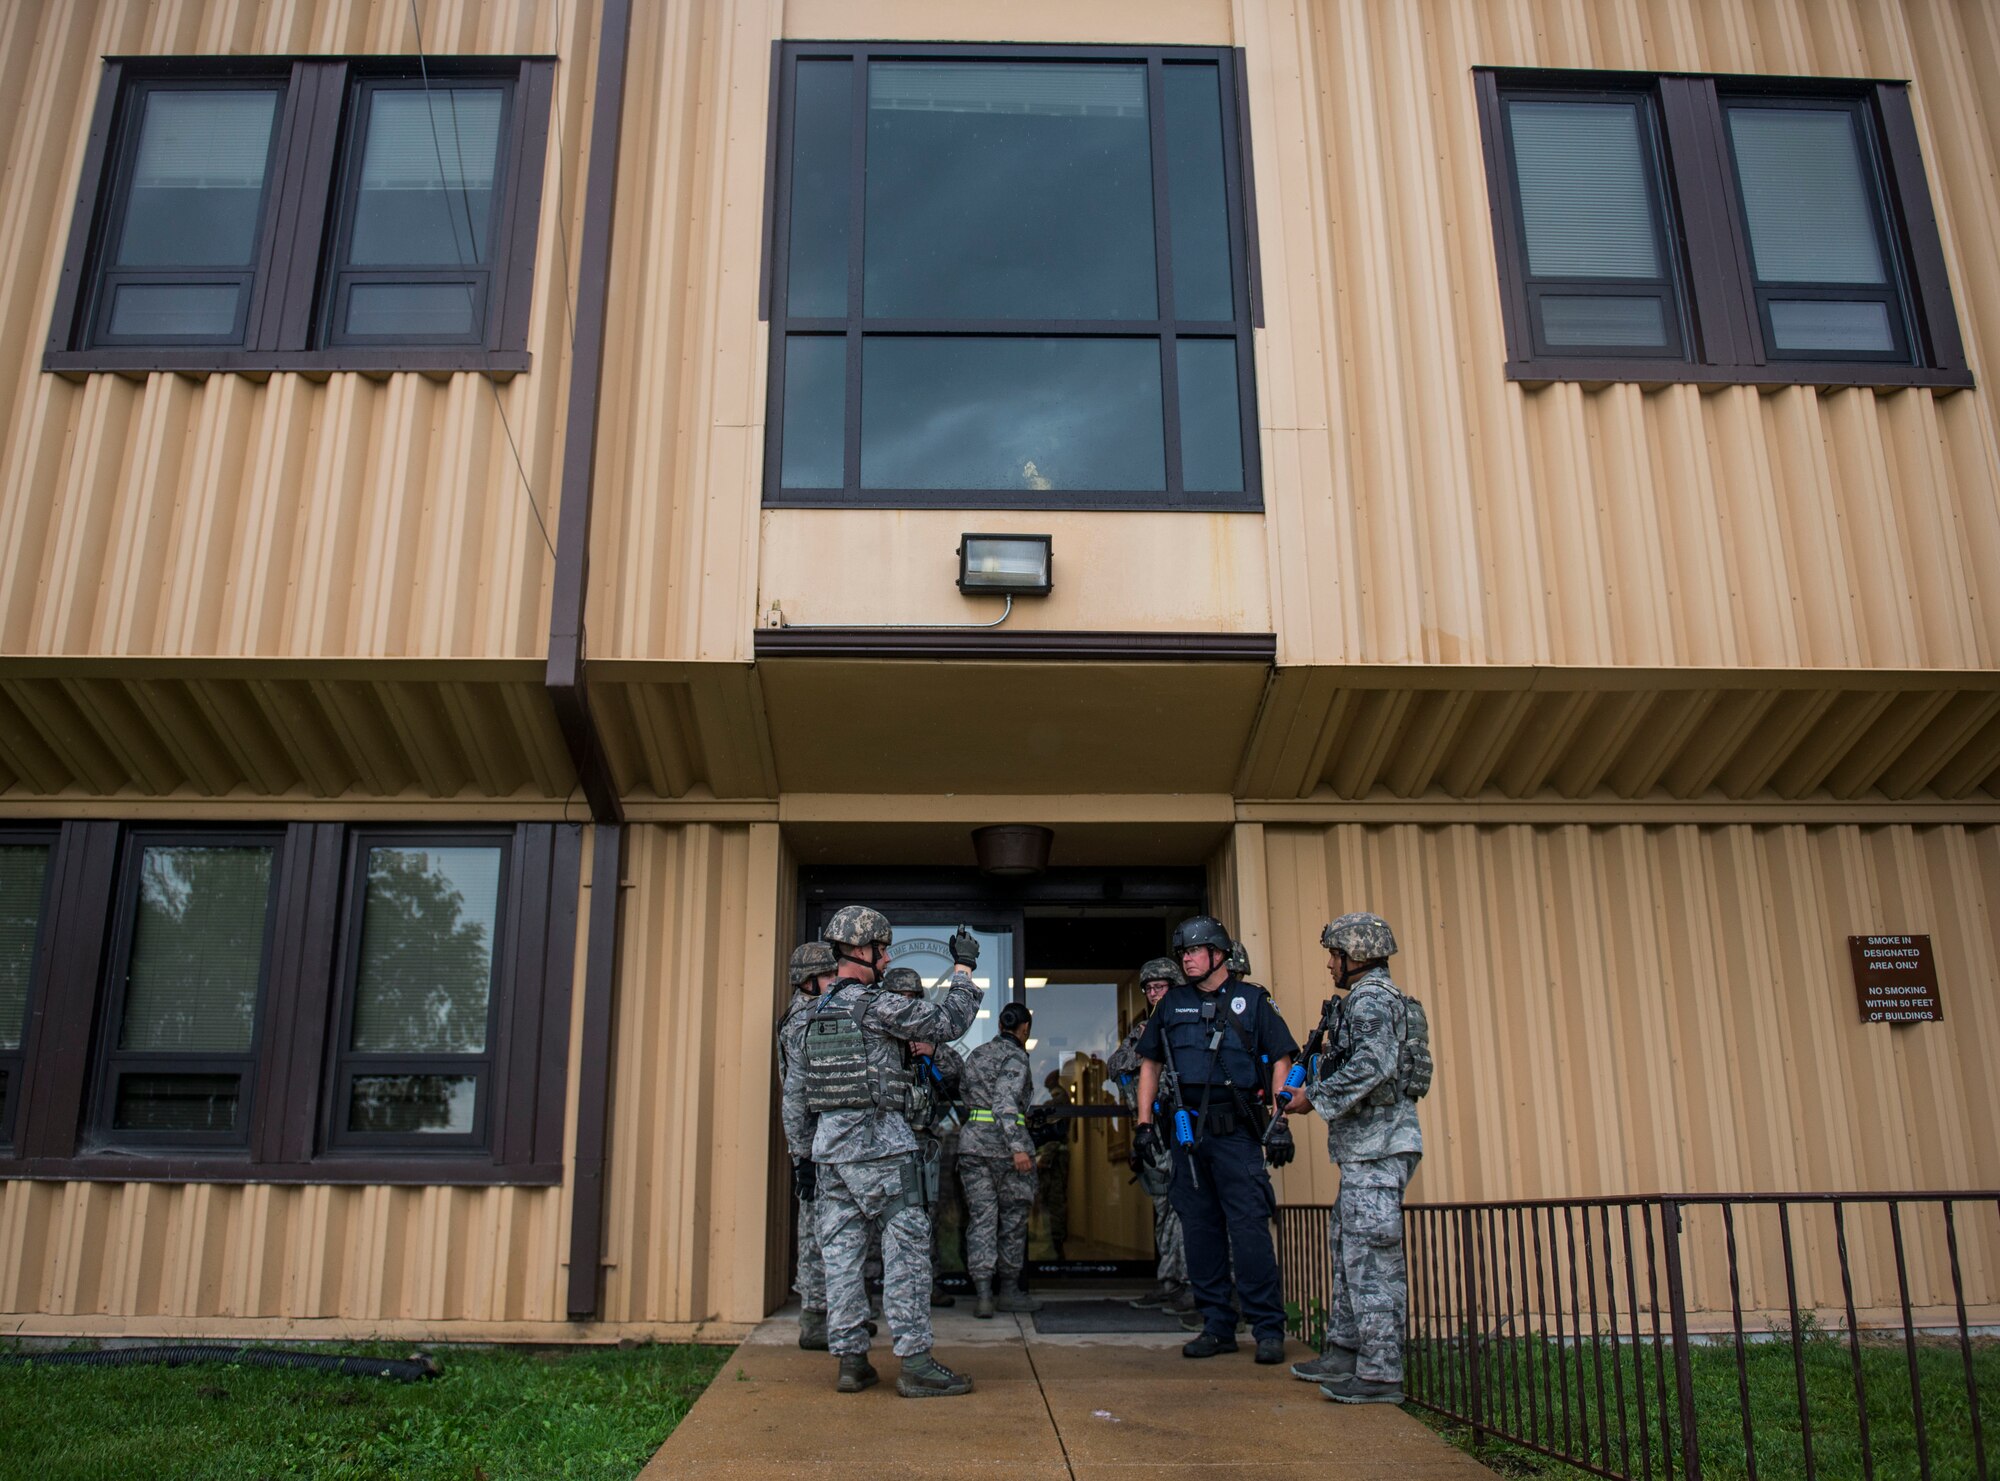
[1231, 996, 1247, 1015]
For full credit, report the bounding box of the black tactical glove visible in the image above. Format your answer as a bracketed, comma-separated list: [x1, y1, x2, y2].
[1263, 1117, 1295, 1168]
[1132, 1122, 1163, 1172]
[793, 1157, 817, 1202]
[948, 928, 980, 968]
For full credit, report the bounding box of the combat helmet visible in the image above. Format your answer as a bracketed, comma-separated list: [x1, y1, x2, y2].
[1169, 914, 1233, 956]
[882, 965, 924, 996]
[1321, 911, 1398, 962]
[788, 940, 836, 989]
[1138, 956, 1185, 988]
[822, 905, 893, 949]
[1225, 942, 1252, 978]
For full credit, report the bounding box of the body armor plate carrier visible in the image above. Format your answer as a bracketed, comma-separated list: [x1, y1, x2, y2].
[802, 995, 876, 1112]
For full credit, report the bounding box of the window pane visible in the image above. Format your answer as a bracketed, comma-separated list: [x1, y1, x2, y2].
[864, 63, 1157, 320]
[1164, 64, 1233, 322]
[780, 336, 845, 487]
[351, 845, 501, 1055]
[116, 89, 279, 268]
[107, 283, 242, 339]
[1767, 299, 1894, 353]
[0, 845, 50, 1051]
[120, 846, 272, 1053]
[112, 1072, 241, 1133]
[1177, 338, 1244, 494]
[786, 60, 853, 318]
[1540, 294, 1668, 348]
[348, 88, 505, 267]
[1508, 100, 1662, 279]
[347, 1074, 478, 1135]
[343, 282, 479, 339]
[861, 337, 1165, 491]
[1728, 107, 1886, 285]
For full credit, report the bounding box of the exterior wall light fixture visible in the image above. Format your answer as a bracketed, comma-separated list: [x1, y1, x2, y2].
[958, 534, 1053, 598]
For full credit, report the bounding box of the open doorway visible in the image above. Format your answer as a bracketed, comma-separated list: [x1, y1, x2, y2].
[796, 867, 1204, 1288]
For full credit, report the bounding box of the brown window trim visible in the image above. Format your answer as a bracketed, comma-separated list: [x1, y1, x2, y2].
[0, 819, 579, 1188]
[45, 55, 554, 376]
[1474, 68, 1972, 391]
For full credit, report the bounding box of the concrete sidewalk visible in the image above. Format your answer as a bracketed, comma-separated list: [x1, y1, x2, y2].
[640, 1303, 1498, 1479]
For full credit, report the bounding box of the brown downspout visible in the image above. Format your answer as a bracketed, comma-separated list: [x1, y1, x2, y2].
[546, 0, 633, 1321]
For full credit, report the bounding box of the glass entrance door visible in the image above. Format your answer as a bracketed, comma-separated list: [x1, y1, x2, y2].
[1022, 967, 1156, 1277]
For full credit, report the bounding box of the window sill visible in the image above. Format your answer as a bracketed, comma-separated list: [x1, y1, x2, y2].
[764, 492, 1264, 512]
[44, 348, 532, 380]
[0, 1153, 562, 1186]
[1505, 359, 1974, 391]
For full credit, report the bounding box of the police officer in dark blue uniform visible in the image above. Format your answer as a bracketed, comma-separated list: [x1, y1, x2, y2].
[1133, 916, 1300, 1364]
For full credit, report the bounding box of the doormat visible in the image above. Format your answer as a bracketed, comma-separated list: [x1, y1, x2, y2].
[1031, 1300, 1186, 1334]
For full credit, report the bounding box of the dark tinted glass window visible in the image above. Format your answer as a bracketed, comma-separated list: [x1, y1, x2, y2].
[331, 838, 507, 1147]
[327, 80, 512, 346]
[0, 841, 52, 1145]
[1501, 95, 1681, 356]
[95, 838, 278, 1145]
[1724, 101, 1905, 358]
[769, 46, 1258, 508]
[91, 83, 283, 345]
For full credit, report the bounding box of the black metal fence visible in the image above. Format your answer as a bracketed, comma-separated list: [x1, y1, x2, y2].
[1277, 1194, 1999, 1481]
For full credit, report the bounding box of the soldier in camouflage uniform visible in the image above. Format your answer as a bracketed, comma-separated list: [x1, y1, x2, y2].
[956, 1002, 1042, 1318]
[778, 940, 840, 1349]
[882, 966, 966, 1305]
[786, 907, 983, 1398]
[1108, 957, 1191, 1312]
[1289, 912, 1424, 1403]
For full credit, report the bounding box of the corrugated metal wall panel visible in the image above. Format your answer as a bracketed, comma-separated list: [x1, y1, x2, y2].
[0, 0, 591, 661]
[1250, 820, 2000, 1317]
[597, 821, 785, 1326]
[1247, 0, 2000, 669]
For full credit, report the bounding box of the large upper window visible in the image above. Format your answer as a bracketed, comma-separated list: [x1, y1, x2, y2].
[48, 58, 553, 374]
[766, 45, 1261, 509]
[1476, 70, 1967, 388]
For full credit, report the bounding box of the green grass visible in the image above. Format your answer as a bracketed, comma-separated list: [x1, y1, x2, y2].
[0, 1341, 731, 1481]
[1400, 1329, 2000, 1481]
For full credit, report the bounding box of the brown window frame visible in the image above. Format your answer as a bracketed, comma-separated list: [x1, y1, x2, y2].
[45, 55, 555, 379]
[0, 820, 579, 1187]
[84, 827, 287, 1154]
[1474, 68, 1970, 390]
[0, 828, 60, 1150]
[321, 828, 513, 1157]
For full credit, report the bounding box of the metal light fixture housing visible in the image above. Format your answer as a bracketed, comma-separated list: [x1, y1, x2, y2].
[972, 825, 1053, 876]
[958, 533, 1053, 597]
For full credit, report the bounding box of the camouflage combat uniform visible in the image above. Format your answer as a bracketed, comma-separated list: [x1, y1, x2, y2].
[1308, 963, 1423, 1384]
[789, 972, 981, 1358]
[1107, 1020, 1186, 1284]
[777, 986, 827, 1312]
[955, 1034, 1037, 1283]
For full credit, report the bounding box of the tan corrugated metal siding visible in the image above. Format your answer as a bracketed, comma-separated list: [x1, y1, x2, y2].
[1246, 0, 2000, 669]
[0, 0, 592, 663]
[596, 822, 787, 1326]
[1244, 820, 2000, 1318]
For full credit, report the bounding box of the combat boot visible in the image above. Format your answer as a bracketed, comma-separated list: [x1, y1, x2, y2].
[1254, 1335, 1287, 1365]
[1165, 1283, 1197, 1316]
[972, 1278, 995, 1319]
[897, 1350, 974, 1398]
[1128, 1280, 1173, 1310]
[1290, 1343, 1356, 1383]
[1320, 1372, 1404, 1404]
[835, 1353, 879, 1393]
[993, 1280, 1041, 1314]
[797, 1309, 828, 1350]
[930, 1290, 956, 1307]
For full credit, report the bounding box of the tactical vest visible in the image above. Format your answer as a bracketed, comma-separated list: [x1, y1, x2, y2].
[1351, 980, 1433, 1103]
[1155, 982, 1270, 1092]
[800, 985, 916, 1114]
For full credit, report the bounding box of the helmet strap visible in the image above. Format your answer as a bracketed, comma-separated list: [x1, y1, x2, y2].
[834, 946, 881, 982]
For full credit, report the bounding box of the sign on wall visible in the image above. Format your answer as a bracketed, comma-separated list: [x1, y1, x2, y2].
[1847, 935, 1942, 1024]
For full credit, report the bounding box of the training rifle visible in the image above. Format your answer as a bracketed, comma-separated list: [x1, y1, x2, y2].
[1263, 995, 1342, 1146]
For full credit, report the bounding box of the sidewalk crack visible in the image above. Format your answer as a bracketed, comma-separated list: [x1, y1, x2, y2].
[1017, 1314, 1077, 1480]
